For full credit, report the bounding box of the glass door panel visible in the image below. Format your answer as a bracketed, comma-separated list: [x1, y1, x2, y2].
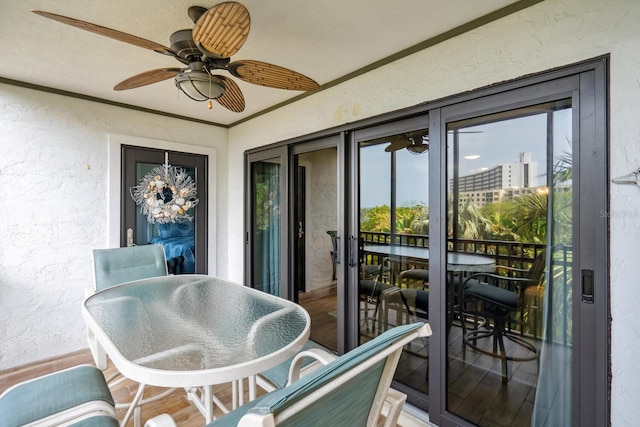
[250, 158, 282, 296]
[122, 146, 207, 274]
[294, 146, 339, 352]
[446, 101, 573, 426]
[357, 127, 430, 398]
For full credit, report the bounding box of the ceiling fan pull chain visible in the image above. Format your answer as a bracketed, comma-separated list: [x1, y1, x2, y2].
[208, 73, 213, 109]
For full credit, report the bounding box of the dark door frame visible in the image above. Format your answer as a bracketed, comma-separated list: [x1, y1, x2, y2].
[293, 164, 307, 293]
[121, 145, 208, 274]
[108, 134, 217, 275]
[243, 57, 609, 426]
[428, 62, 608, 427]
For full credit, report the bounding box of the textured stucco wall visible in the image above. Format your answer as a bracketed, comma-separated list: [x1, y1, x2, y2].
[0, 84, 227, 369]
[299, 149, 338, 292]
[226, 0, 640, 424]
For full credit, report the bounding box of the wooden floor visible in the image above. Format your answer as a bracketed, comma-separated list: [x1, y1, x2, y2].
[0, 348, 241, 426]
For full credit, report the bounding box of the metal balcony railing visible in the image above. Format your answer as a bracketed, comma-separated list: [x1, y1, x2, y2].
[359, 231, 572, 343]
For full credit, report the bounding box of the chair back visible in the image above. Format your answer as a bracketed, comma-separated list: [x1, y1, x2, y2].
[398, 268, 429, 290]
[235, 322, 432, 427]
[92, 244, 168, 291]
[526, 248, 548, 286]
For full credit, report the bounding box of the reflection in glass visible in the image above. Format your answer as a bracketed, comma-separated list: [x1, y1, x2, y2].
[358, 128, 429, 397]
[446, 101, 573, 426]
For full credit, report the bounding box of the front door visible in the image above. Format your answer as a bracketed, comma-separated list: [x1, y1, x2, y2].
[122, 145, 208, 274]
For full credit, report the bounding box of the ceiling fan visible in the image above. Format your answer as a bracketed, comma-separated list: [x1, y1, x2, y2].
[384, 131, 430, 155]
[32, 2, 320, 113]
[383, 129, 483, 154]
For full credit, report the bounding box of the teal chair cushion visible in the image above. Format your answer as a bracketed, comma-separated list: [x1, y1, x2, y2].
[211, 323, 423, 427]
[464, 282, 518, 309]
[93, 244, 167, 290]
[0, 365, 115, 427]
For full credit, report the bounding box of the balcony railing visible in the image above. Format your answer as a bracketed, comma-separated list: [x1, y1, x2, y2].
[360, 231, 572, 343]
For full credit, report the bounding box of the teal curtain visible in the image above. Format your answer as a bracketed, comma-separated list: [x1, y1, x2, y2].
[255, 162, 281, 296]
[532, 246, 572, 426]
[533, 109, 573, 426]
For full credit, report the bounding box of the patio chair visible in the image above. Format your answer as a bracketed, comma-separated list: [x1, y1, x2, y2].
[398, 268, 429, 290]
[256, 340, 334, 392]
[359, 261, 396, 333]
[90, 244, 169, 368]
[0, 365, 117, 427]
[147, 322, 431, 427]
[90, 244, 170, 426]
[382, 287, 429, 328]
[92, 244, 168, 292]
[459, 248, 547, 383]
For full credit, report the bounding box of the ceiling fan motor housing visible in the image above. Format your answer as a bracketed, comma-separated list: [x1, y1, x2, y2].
[170, 29, 202, 61]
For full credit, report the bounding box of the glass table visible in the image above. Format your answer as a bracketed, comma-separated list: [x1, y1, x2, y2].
[363, 245, 496, 273]
[83, 274, 310, 425]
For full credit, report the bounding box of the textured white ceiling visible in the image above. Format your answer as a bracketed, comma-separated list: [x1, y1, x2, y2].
[0, 0, 520, 126]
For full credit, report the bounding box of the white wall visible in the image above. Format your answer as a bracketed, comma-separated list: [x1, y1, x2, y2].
[0, 83, 227, 369]
[226, 0, 640, 424]
[299, 149, 338, 292]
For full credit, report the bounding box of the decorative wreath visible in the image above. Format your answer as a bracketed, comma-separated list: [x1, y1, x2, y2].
[130, 164, 199, 224]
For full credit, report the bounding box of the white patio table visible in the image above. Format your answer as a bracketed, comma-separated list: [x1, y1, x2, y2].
[82, 274, 310, 426]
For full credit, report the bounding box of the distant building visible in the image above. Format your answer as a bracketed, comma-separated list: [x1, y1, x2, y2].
[452, 152, 544, 206]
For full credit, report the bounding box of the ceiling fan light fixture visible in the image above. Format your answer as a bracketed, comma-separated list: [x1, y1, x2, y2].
[407, 144, 429, 154]
[175, 70, 224, 102]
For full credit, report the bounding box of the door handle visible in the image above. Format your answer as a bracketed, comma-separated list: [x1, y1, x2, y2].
[348, 236, 356, 267]
[298, 221, 304, 239]
[127, 228, 135, 247]
[581, 269, 594, 303]
[334, 236, 340, 264]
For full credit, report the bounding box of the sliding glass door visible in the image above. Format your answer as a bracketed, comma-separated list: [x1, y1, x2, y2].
[246, 147, 289, 297]
[352, 117, 431, 404]
[444, 100, 572, 426]
[429, 68, 607, 426]
[292, 137, 341, 353]
[245, 59, 608, 427]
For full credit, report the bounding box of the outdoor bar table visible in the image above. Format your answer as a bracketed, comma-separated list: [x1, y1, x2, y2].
[362, 245, 496, 274]
[82, 274, 310, 426]
[362, 245, 495, 330]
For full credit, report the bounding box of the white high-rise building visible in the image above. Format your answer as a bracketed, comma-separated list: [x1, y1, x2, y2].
[452, 152, 542, 206]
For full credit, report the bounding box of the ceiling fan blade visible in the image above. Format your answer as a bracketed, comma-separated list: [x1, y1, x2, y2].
[228, 60, 319, 91]
[192, 2, 250, 58]
[32, 10, 176, 56]
[114, 68, 182, 91]
[384, 137, 413, 152]
[215, 76, 245, 112]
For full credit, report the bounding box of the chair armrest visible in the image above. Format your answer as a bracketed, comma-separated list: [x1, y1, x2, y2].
[287, 349, 338, 385]
[381, 388, 407, 427]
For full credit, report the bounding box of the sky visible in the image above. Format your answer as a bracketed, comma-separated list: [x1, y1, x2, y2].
[360, 107, 572, 208]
